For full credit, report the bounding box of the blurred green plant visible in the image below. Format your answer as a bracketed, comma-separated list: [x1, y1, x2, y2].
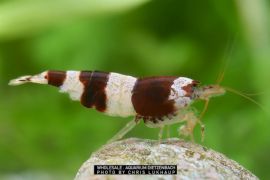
[0, 0, 150, 39]
[0, 0, 270, 179]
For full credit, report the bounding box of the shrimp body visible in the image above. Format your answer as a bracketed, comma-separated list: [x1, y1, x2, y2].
[9, 70, 225, 141]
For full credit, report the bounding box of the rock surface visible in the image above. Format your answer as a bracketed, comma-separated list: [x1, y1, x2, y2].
[75, 138, 258, 180]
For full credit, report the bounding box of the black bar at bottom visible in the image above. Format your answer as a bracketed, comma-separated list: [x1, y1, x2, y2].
[94, 165, 177, 175]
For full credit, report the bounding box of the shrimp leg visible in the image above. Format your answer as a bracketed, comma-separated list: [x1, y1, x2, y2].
[107, 117, 140, 143]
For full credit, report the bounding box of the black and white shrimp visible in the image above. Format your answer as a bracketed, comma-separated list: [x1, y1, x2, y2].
[9, 70, 228, 142]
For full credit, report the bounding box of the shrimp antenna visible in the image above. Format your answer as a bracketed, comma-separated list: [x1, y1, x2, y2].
[216, 36, 237, 85]
[240, 92, 265, 96]
[223, 86, 266, 112]
[215, 36, 266, 112]
[200, 36, 237, 119]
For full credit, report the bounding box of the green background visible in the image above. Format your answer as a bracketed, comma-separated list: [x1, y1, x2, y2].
[0, 0, 270, 179]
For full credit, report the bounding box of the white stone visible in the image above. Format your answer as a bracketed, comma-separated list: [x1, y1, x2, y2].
[75, 138, 258, 180]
